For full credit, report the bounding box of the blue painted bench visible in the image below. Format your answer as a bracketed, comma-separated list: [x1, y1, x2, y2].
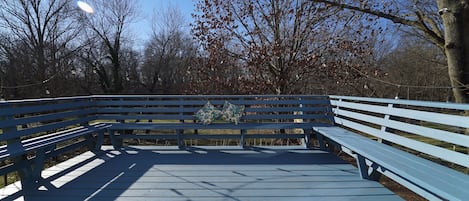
[0, 97, 110, 189]
[92, 95, 333, 148]
[313, 96, 469, 201]
[1, 94, 468, 200]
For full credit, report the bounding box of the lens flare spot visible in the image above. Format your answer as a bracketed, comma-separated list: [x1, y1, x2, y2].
[77, 1, 94, 14]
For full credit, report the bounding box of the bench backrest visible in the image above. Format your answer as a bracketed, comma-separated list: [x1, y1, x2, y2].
[329, 95, 469, 169]
[0, 96, 97, 146]
[93, 95, 333, 124]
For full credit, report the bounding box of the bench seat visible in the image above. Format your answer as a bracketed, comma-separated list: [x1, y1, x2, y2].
[0, 123, 110, 160]
[0, 122, 110, 189]
[313, 126, 469, 201]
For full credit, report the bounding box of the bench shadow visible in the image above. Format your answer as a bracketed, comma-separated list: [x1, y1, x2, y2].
[8, 146, 348, 201]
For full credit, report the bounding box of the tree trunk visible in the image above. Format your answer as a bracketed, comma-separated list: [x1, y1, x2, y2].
[437, 0, 469, 104]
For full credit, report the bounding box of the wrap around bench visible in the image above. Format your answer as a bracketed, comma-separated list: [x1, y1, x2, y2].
[313, 96, 469, 201]
[1, 95, 468, 201]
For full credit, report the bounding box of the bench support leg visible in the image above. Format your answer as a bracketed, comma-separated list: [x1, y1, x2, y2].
[357, 154, 369, 179]
[240, 129, 246, 148]
[315, 133, 326, 150]
[368, 162, 381, 181]
[14, 156, 34, 190]
[95, 130, 105, 151]
[109, 130, 123, 149]
[86, 132, 104, 153]
[356, 154, 380, 180]
[176, 129, 184, 149]
[18, 148, 49, 190]
[32, 149, 47, 181]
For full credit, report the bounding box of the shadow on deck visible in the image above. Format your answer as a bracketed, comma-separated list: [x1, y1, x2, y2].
[1, 146, 402, 201]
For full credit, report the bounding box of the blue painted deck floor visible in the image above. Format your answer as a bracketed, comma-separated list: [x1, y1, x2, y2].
[0, 146, 402, 201]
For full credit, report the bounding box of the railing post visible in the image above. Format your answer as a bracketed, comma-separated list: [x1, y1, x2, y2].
[240, 129, 246, 148]
[297, 97, 310, 148]
[239, 97, 246, 148]
[91, 96, 106, 151]
[177, 97, 185, 148]
[329, 98, 342, 126]
[378, 104, 393, 145]
[303, 128, 312, 149]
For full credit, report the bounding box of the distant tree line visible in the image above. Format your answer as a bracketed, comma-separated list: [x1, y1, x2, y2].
[0, 0, 457, 103]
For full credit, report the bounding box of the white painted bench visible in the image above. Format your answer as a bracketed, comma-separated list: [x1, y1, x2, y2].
[313, 96, 469, 201]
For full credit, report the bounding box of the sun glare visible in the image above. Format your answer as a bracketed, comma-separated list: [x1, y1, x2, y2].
[77, 1, 94, 14]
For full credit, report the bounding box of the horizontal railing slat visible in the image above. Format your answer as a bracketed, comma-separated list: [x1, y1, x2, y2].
[96, 107, 183, 113]
[331, 100, 469, 128]
[96, 114, 329, 121]
[95, 106, 329, 113]
[0, 108, 96, 128]
[330, 95, 469, 111]
[0, 101, 94, 116]
[96, 114, 187, 120]
[94, 99, 330, 107]
[333, 108, 469, 148]
[243, 114, 329, 120]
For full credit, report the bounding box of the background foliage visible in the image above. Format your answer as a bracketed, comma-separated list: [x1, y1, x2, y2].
[0, 0, 457, 102]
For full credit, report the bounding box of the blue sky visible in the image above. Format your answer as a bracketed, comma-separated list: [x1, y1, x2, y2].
[131, 0, 196, 48]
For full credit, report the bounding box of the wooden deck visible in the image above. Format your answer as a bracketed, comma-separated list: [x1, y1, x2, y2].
[0, 146, 402, 201]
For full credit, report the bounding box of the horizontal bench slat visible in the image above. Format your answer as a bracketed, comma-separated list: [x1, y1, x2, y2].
[0, 123, 110, 160]
[22, 126, 102, 153]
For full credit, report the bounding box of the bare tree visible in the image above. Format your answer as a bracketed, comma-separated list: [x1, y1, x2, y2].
[141, 4, 196, 94]
[375, 37, 449, 101]
[77, 0, 140, 94]
[311, 0, 469, 103]
[0, 0, 81, 98]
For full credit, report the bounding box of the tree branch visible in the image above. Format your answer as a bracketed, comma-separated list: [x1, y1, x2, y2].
[310, 0, 445, 49]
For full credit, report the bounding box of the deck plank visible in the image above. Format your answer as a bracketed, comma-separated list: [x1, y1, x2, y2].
[0, 146, 402, 201]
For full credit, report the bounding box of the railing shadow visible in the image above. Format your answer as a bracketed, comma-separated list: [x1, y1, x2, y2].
[4, 146, 351, 201]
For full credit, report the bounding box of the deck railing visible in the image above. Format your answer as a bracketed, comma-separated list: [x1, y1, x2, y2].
[0, 95, 468, 200]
